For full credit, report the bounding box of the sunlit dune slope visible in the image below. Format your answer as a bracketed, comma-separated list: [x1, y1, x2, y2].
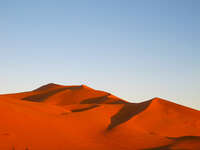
[109, 98, 200, 137]
[0, 84, 200, 150]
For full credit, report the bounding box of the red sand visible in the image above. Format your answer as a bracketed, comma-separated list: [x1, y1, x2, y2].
[0, 84, 200, 150]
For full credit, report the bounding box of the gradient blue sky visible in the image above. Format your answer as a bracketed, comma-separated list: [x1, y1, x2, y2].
[0, 0, 200, 109]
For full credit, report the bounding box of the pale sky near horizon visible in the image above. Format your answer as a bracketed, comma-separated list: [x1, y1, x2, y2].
[0, 0, 200, 109]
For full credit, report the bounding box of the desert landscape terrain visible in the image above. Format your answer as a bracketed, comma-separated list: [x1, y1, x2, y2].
[0, 83, 200, 150]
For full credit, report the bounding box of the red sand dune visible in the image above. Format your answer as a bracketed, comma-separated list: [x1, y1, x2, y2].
[5, 83, 127, 105]
[0, 83, 200, 150]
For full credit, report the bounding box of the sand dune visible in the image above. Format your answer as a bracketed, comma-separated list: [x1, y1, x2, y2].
[0, 84, 199, 150]
[5, 83, 127, 105]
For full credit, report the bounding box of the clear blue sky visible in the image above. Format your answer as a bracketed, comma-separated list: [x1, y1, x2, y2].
[0, 0, 200, 109]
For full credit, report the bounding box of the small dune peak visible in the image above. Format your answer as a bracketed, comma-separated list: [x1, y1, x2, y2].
[80, 84, 92, 89]
[33, 83, 63, 92]
[104, 93, 113, 98]
[147, 97, 199, 113]
[150, 97, 168, 103]
[45, 83, 58, 87]
[146, 97, 172, 108]
[81, 84, 88, 87]
[106, 93, 111, 96]
[151, 97, 163, 100]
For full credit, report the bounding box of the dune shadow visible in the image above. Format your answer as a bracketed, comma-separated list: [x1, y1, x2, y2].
[107, 100, 152, 130]
[80, 94, 110, 104]
[22, 85, 84, 102]
[167, 135, 200, 141]
[71, 105, 99, 112]
[107, 100, 128, 104]
[22, 87, 68, 102]
[80, 94, 127, 104]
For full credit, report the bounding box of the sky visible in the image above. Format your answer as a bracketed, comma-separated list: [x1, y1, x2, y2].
[0, 0, 200, 110]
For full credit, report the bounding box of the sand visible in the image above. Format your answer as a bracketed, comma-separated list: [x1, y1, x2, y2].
[0, 83, 199, 150]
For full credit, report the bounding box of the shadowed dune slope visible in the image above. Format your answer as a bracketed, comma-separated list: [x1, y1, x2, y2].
[22, 87, 69, 102]
[108, 100, 152, 129]
[80, 94, 127, 104]
[71, 105, 99, 112]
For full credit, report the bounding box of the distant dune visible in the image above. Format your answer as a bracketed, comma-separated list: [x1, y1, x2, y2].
[0, 83, 200, 150]
[5, 83, 127, 105]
